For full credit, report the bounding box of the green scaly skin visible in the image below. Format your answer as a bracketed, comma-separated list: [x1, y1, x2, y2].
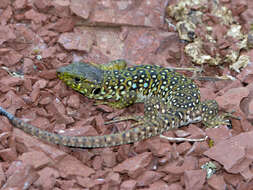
[0, 60, 229, 148]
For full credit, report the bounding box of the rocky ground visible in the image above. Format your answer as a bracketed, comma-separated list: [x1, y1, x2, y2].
[0, 0, 253, 189]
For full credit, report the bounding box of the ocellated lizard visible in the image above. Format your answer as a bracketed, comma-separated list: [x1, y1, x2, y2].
[0, 60, 229, 148]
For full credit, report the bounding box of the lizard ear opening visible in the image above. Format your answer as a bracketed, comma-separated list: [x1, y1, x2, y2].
[93, 88, 101, 95]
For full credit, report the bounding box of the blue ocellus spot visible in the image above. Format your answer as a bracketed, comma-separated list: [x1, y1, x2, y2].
[144, 83, 148, 88]
[132, 83, 137, 89]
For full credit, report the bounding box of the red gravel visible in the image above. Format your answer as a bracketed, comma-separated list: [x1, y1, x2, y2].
[0, 0, 253, 189]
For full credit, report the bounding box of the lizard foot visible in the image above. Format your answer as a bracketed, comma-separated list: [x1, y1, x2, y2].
[204, 111, 240, 128]
[105, 115, 143, 125]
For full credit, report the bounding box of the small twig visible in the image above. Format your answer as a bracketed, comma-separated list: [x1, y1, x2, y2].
[1, 66, 24, 79]
[160, 134, 208, 142]
[191, 74, 236, 81]
[165, 18, 177, 31]
[167, 67, 202, 72]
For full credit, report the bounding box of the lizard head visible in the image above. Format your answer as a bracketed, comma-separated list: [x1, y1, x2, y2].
[57, 62, 105, 99]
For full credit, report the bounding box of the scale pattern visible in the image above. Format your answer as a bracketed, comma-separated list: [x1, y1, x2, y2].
[0, 60, 224, 148]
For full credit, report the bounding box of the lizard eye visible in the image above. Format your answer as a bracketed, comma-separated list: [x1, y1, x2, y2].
[74, 77, 80, 84]
[93, 88, 101, 94]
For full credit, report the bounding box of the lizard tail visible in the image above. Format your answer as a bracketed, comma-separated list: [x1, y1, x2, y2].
[0, 106, 163, 148]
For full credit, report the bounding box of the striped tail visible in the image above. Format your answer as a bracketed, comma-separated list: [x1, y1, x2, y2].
[0, 106, 165, 148]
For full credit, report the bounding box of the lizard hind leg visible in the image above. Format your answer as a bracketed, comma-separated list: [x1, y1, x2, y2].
[200, 100, 231, 128]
